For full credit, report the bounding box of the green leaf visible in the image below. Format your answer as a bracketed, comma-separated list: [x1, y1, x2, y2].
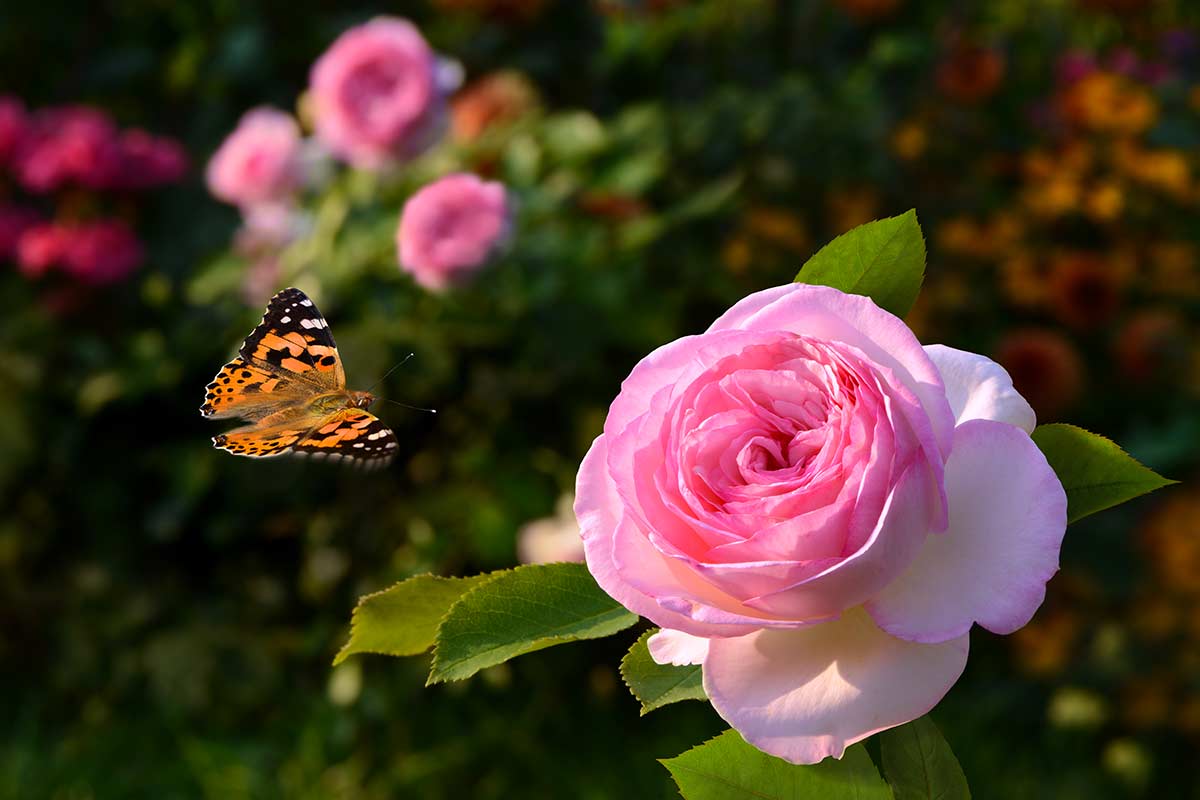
[333, 574, 490, 665]
[879, 716, 970, 800]
[428, 562, 639, 684]
[795, 210, 926, 318]
[620, 629, 707, 715]
[662, 730, 892, 800]
[1031, 423, 1176, 524]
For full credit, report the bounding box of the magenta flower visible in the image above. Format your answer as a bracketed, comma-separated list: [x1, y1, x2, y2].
[113, 129, 189, 190]
[0, 95, 28, 169]
[16, 223, 68, 279]
[576, 283, 1066, 764]
[397, 173, 510, 290]
[206, 108, 305, 208]
[14, 106, 123, 193]
[0, 205, 42, 261]
[61, 220, 144, 285]
[309, 17, 445, 169]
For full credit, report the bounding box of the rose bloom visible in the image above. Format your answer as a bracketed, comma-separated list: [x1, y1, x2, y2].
[577, 283, 1067, 763]
[309, 17, 445, 169]
[0, 95, 28, 168]
[397, 173, 509, 290]
[60, 220, 144, 285]
[15, 223, 68, 278]
[0, 205, 42, 261]
[113, 129, 188, 190]
[206, 108, 305, 208]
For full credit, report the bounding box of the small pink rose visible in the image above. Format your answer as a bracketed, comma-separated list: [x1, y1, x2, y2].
[397, 172, 510, 290]
[206, 108, 304, 208]
[309, 17, 446, 169]
[16, 223, 68, 278]
[577, 283, 1066, 764]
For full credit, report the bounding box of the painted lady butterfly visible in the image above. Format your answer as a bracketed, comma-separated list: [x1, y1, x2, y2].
[201, 287, 398, 468]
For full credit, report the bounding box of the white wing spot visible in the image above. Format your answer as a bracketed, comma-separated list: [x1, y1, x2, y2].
[279, 316, 290, 323]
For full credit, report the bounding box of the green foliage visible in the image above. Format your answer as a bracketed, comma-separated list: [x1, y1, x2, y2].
[333, 574, 490, 665]
[879, 717, 970, 800]
[1032, 424, 1177, 524]
[620, 629, 707, 715]
[661, 730, 892, 800]
[794, 210, 926, 318]
[428, 563, 639, 684]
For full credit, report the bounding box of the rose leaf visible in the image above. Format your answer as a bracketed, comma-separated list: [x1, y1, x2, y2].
[333, 574, 492, 665]
[427, 562, 639, 684]
[1032, 423, 1177, 524]
[795, 209, 926, 318]
[620, 629, 707, 715]
[879, 716, 970, 800]
[662, 730, 892, 800]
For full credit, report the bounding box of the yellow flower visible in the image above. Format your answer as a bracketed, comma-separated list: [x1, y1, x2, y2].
[1062, 72, 1158, 136]
[1085, 180, 1125, 222]
[826, 187, 880, 234]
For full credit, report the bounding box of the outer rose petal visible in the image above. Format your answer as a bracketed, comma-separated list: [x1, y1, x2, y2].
[924, 344, 1036, 433]
[576, 435, 758, 638]
[648, 629, 710, 666]
[866, 419, 1067, 642]
[703, 608, 969, 764]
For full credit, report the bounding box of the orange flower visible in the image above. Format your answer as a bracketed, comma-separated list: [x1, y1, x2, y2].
[1010, 609, 1081, 677]
[994, 329, 1085, 420]
[891, 119, 928, 161]
[1142, 490, 1200, 596]
[1116, 145, 1192, 199]
[1061, 72, 1157, 136]
[745, 207, 810, 254]
[999, 251, 1048, 307]
[1084, 180, 1125, 222]
[451, 71, 540, 143]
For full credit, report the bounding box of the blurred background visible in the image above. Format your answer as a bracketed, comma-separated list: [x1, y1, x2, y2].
[2, 0, 1199, 797]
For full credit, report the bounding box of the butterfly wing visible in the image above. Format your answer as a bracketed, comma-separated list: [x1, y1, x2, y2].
[290, 408, 398, 469]
[200, 357, 310, 420]
[211, 418, 317, 458]
[239, 287, 346, 391]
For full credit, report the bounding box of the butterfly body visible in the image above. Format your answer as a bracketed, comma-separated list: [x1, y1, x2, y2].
[202, 288, 398, 468]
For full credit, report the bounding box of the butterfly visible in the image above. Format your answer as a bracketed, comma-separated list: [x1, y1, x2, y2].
[201, 287, 398, 468]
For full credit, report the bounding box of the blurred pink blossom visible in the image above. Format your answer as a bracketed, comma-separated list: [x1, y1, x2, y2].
[0, 205, 42, 261]
[61, 220, 144, 285]
[114, 129, 189, 190]
[14, 106, 122, 193]
[397, 172, 510, 290]
[206, 108, 305, 208]
[0, 95, 28, 168]
[517, 494, 585, 565]
[310, 17, 446, 168]
[16, 223, 68, 278]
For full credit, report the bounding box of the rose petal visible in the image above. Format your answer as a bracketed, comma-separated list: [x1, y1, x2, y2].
[648, 629, 710, 666]
[866, 419, 1067, 642]
[924, 344, 1036, 433]
[703, 607, 969, 764]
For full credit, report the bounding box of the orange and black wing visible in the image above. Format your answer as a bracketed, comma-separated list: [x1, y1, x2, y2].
[200, 357, 308, 420]
[239, 287, 346, 390]
[289, 408, 398, 469]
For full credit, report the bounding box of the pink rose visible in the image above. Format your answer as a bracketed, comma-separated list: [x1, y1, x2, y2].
[397, 172, 509, 290]
[16, 223, 68, 278]
[309, 17, 445, 168]
[14, 106, 122, 193]
[206, 108, 304, 208]
[114, 129, 189, 190]
[576, 283, 1066, 764]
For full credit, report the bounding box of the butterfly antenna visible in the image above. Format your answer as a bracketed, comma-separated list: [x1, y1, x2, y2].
[383, 399, 438, 414]
[366, 352, 415, 395]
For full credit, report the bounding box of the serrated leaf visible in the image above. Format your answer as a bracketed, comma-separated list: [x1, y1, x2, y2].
[1031, 423, 1176, 524]
[620, 629, 707, 715]
[879, 716, 970, 800]
[334, 574, 491, 665]
[661, 730, 892, 800]
[428, 562, 639, 684]
[795, 210, 925, 318]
